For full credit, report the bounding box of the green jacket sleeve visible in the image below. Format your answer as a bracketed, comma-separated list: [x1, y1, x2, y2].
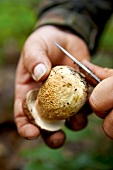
[35, 0, 113, 53]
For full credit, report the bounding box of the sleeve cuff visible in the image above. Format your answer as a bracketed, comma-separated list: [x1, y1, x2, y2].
[35, 8, 98, 53]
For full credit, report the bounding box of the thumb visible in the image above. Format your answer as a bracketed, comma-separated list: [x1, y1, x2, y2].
[89, 77, 113, 118]
[22, 34, 52, 81]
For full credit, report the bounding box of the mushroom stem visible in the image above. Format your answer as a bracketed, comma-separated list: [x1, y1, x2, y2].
[26, 89, 65, 131]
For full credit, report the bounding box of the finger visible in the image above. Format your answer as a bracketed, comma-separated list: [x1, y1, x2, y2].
[89, 77, 113, 118]
[103, 109, 113, 139]
[41, 130, 66, 149]
[15, 117, 40, 139]
[65, 112, 88, 131]
[65, 101, 92, 131]
[79, 68, 100, 87]
[21, 97, 66, 147]
[22, 31, 52, 82]
[14, 99, 40, 139]
[15, 57, 42, 88]
[14, 56, 41, 139]
[82, 60, 113, 81]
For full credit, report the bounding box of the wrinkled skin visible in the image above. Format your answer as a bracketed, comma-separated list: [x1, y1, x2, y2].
[14, 26, 90, 148]
[14, 25, 113, 149]
[82, 60, 113, 139]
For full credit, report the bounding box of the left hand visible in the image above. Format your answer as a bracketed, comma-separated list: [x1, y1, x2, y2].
[14, 26, 91, 149]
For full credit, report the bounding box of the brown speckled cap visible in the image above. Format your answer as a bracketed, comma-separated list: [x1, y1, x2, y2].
[36, 66, 88, 121]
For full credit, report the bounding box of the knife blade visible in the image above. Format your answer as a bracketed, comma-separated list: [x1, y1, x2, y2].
[54, 42, 101, 84]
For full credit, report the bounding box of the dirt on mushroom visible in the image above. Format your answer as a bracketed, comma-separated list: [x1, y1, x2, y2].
[23, 66, 88, 131]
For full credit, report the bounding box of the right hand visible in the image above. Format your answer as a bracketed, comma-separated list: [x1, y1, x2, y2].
[82, 60, 113, 139]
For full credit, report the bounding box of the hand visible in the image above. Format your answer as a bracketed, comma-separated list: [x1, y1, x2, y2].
[14, 25, 90, 148]
[82, 60, 113, 139]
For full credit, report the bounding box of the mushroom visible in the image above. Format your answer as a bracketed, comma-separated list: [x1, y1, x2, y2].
[23, 66, 88, 131]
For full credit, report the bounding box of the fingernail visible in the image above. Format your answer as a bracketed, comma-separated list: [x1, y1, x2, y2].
[32, 63, 47, 81]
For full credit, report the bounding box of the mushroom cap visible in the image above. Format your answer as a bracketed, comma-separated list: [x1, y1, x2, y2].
[36, 66, 88, 121]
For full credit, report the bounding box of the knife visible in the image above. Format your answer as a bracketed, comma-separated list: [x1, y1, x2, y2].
[54, 42, 101, 84]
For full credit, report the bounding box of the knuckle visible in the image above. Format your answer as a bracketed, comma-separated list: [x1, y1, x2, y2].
[89, 94, 99, 112]
[102, 122, 113, 139]
[103, 68, 113, 77]
[89, 94, 106, 118]
[103, 113, 113, 139]
[23, 52, 37, 73]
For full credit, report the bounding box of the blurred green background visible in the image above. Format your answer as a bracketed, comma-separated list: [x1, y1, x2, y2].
[0, 0, 113, 170]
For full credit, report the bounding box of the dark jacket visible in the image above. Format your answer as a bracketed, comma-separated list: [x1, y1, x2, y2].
[36, 0, 113, 53]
